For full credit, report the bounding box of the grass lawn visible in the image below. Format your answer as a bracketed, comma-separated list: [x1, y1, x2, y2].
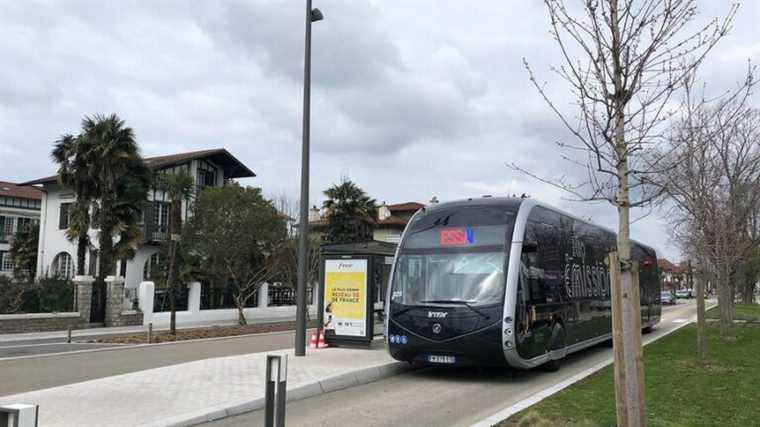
[504, 324, 760, 427]
[706, 304, 760, 322]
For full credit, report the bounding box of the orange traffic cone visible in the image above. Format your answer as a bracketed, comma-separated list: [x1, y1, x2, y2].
[317, 329, 329, 348]
[309, 331, 318, 349]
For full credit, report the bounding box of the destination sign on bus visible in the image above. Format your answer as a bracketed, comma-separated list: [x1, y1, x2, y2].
[439, 228, 475, 246]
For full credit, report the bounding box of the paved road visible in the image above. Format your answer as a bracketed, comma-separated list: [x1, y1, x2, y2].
[0, 330, 297, 396]
[0, 342, 127, 358]
[205, 302, 699, 427]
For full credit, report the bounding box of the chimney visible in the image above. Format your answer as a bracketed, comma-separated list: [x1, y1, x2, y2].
[308, 205, 321, 222]
[378, 203, 391, 220]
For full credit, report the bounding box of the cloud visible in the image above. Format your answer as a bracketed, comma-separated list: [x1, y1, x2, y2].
[1, 0, 758, 262]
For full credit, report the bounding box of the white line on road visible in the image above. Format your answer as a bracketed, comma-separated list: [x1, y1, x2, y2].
[472, 304, 712, 427]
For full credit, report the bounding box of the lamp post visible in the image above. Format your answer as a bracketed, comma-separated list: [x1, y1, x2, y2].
[296, 0, 323, 357]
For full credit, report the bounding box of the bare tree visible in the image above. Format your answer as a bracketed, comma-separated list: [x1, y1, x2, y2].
[519, 1, 736, 425]
[271, 190, 301, 236]
[661, 67, 759, 336]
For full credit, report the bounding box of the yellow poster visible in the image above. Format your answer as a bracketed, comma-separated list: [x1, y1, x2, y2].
[324, 259, 367, 337]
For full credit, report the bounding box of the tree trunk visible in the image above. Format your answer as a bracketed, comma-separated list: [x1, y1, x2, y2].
[695, 272, 708, 363]
[745, 281, 756, 304]
[608, 2, 646, 423]
[238, 304, 247, 326]
[717, 265, 733, 336]
[77, 235, 88, 276]
[167, 199, 182, 335]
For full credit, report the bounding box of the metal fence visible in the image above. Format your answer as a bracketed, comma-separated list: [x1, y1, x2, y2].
[268, 286, 296, 306]
[153, 286, 189, 312]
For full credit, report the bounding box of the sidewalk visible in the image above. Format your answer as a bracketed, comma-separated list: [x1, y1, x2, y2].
[0, 316, 297, 343]
[0, 341, 408, 427]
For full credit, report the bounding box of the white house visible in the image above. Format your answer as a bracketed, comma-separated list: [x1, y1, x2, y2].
[22, 148, 255, 290]
[0, 182, 42, 277]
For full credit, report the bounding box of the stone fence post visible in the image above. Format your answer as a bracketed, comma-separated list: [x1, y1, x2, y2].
[139, 281, 155, 326]
[105, 276, 126, 327]
[73, 275, 95, 324]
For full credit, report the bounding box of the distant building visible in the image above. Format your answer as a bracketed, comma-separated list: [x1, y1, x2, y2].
[0, 182, 42, 277]
[658, 258, 685, 290]
[22, 148, 255, 289]
[308, 201, 426, 244]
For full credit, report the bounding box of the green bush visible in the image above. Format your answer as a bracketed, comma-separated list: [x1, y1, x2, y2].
[0, 277, 76, 314]
[0, 275, 26, 314]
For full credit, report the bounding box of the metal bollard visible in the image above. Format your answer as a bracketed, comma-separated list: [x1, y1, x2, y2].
[67, 326, 72, 344]
[0, 404, 39, 427]
[264, 354, 288, 427]
[147, 323, 153, 344]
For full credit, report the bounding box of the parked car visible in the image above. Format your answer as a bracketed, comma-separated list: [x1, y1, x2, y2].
[661, 291, 676, 305]
[675, 289, 691, 299]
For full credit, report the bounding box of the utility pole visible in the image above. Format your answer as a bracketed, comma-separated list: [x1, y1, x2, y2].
[295, 0, 323, 357]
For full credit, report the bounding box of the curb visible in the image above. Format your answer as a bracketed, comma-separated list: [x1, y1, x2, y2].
[0, 328, 314, 362]
[472, 303, 715, 427]
[141, 362, 412, 427]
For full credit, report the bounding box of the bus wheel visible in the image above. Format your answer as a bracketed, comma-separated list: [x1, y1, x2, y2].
[543, 324, 565, 372]
[642, 326, 654, 334]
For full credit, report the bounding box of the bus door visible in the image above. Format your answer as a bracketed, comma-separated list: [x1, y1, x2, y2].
[515, 220, 558, 360]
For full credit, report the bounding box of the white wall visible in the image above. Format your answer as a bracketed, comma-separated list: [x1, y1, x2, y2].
[36, 185, 80, 278]
[34, 157, 229, 285]
[140, 282, 319, 327]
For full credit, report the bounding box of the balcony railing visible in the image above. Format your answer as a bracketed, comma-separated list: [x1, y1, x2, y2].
[0, 232, 13, 244]
[140, 224, 168, 244]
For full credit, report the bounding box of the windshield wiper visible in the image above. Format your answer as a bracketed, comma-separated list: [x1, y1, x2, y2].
[419, 299, 490, 320]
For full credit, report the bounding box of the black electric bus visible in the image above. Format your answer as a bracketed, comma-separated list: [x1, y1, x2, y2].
[385, 197, 660, 370]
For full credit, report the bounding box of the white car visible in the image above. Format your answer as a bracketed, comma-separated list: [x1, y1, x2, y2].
[675, 289, 691, 299]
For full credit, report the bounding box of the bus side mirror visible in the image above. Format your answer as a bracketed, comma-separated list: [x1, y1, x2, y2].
[523, 242, 538, 253]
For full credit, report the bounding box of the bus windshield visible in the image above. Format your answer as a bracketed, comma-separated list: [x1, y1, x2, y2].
[390, 206, 514, 308]
[391, 252, 506, 306]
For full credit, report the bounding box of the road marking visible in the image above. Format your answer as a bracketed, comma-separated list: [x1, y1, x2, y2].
[472, 304, 713, 427]
[0, 328, 314, 362]
[672, 318, 688, 323]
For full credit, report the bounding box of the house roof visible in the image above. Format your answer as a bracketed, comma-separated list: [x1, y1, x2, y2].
[386, 202, 424, 212]
[21, 148, 255, 186]
[0, 181, 43, 200]
[658, 259, 684, 274]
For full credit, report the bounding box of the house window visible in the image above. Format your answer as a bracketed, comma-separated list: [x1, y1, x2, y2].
[59, 203, 72, 230]
[143, 252, 160, 280]
[0, 252, 13, 271]
[1, 216, 13, 241]
[51, 252, 74, 279]
[17, 217, 33, 232]
[152, 202, 170, 228]
[196, 160, 218, 190]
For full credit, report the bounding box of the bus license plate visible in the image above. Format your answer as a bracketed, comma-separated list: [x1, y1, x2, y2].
[427, 355, 456, 364]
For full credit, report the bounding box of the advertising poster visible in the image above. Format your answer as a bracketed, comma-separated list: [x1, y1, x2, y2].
[323, 259, 367, 337]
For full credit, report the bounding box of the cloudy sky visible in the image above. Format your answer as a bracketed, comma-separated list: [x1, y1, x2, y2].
[2, 1, 759, 261]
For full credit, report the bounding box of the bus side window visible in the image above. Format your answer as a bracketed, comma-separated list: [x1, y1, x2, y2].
[522, 221, 546, 304]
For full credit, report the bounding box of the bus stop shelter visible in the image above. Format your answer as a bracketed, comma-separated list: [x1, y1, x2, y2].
[318, 240, 397, 346]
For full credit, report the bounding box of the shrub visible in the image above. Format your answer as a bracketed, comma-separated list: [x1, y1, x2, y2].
[27, 277, 75, 313]
[0, 276, 27, 314]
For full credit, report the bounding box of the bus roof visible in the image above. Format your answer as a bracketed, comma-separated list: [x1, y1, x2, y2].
[423, 197, 656, 256]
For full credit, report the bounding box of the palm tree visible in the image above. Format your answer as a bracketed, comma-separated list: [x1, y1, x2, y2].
[52, 133, 96, 276]
[322, 179, 377, 243]
[157, 171, 194, 334]
[83, 114, 151, 317]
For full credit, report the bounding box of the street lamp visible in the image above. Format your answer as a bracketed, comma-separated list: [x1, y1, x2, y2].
[295, 0, 323, 357]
